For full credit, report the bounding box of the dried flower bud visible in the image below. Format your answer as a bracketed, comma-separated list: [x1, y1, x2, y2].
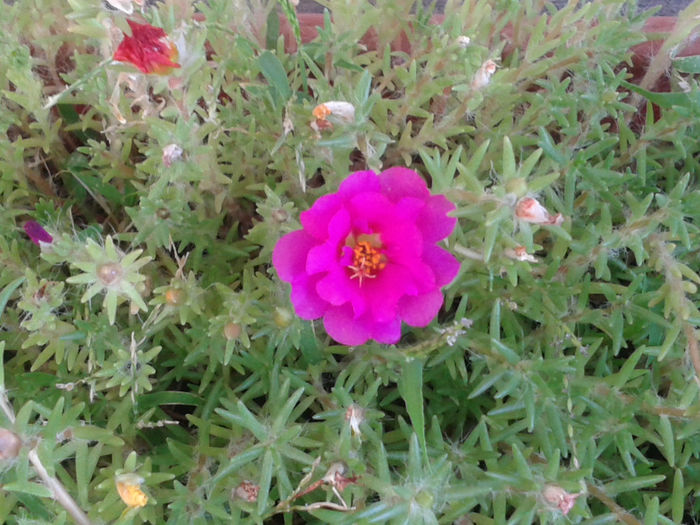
[162, 144, 183, 167]
[224, 322, 242, 340]
[156, 208, 171, 220]
[542, 484, 581, 516]
[515, 197, 564, 226]
[311, 101, 356, 133]
[116, 473, 148, 508]
[472, 59, 497, 90]
[0, 428, 22, 460]
[505, 245, 538, 263]
[345, 404, 365, 436]
[233, 480, 259, 502]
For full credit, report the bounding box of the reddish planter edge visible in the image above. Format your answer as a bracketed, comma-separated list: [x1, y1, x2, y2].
[279, 14, 697, 92]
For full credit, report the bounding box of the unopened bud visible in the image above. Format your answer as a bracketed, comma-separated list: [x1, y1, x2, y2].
[456, 35, 471, 48]
[224, 322, 242, 340]
[273, 307, 292, 328]
[0, 428, 22, 460]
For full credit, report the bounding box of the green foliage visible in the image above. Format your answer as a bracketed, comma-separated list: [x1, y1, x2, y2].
[1, 0, 700, 523]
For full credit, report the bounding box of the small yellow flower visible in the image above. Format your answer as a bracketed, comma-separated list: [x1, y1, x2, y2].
[116, 473, 148, 508]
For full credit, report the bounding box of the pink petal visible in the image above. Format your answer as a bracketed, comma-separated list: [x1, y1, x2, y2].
[316, 266, 367, 317]
[362, 263, 417, 323]
[290, 275, 327, 320]
[323, 304, 371, 345]
[347, 192, 395, 234]
[338, 171, 381, 198]
[306, 208, 351, 275]
[380, 220, 424, 267]
[273, 230, 316, 283]
[418, 194, 457, 242]
[368, 317, 402, 344]
[378, 167, 429, 202]
[323, 304, 402, 345]
[300, 193, 343, 240]
[422, 245, 460, 286]
[24, 221, 53, 245]
[398, 288, 444, 327]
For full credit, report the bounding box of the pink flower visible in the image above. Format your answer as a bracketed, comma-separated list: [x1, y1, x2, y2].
[114, 20, 180, 75]
[23, 221, 53, 245]
[273, 168, 460, 345]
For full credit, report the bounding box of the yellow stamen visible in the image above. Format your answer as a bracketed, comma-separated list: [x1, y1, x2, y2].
[348, 239, 386, 286]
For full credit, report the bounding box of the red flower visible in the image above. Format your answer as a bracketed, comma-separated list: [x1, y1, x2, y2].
[114, 20, 180, 75]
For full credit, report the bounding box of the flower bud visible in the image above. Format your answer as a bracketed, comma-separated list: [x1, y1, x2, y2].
[505, 177, 528, 197]
[273, 307, 293, 328]
[97, 262, 123, 286]
[164, 288, 185, 306]
[0, 428, 22, 460]
[224, 322, 242, 340]
[233, 480, 259, 502]
[24, 221, 53, 246]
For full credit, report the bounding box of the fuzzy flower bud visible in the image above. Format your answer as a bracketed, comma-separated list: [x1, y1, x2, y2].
[515, 197, 564, 226]
[456, 36, 471, 48]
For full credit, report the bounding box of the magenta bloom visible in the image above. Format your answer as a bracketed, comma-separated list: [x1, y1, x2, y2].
[24, 221, 53, 245]
[273, 168, 460, 345]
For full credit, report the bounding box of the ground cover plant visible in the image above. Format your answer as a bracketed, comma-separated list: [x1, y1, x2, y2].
[1, 0, 700, 522]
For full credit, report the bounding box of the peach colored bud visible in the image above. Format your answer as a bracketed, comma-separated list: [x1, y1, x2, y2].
[542, 484, 581, 516]
[312, 101, 355, 123]
[223, 322, 242, 340]
[0, 428, 22, 460]
[472, 59, 497, 90]
[515, 197, 563, 226]
[162, 144, 183, 167]
[233, 480, 259, 502]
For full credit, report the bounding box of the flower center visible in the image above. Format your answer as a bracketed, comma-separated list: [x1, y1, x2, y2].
[346, 234, 386, 286]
